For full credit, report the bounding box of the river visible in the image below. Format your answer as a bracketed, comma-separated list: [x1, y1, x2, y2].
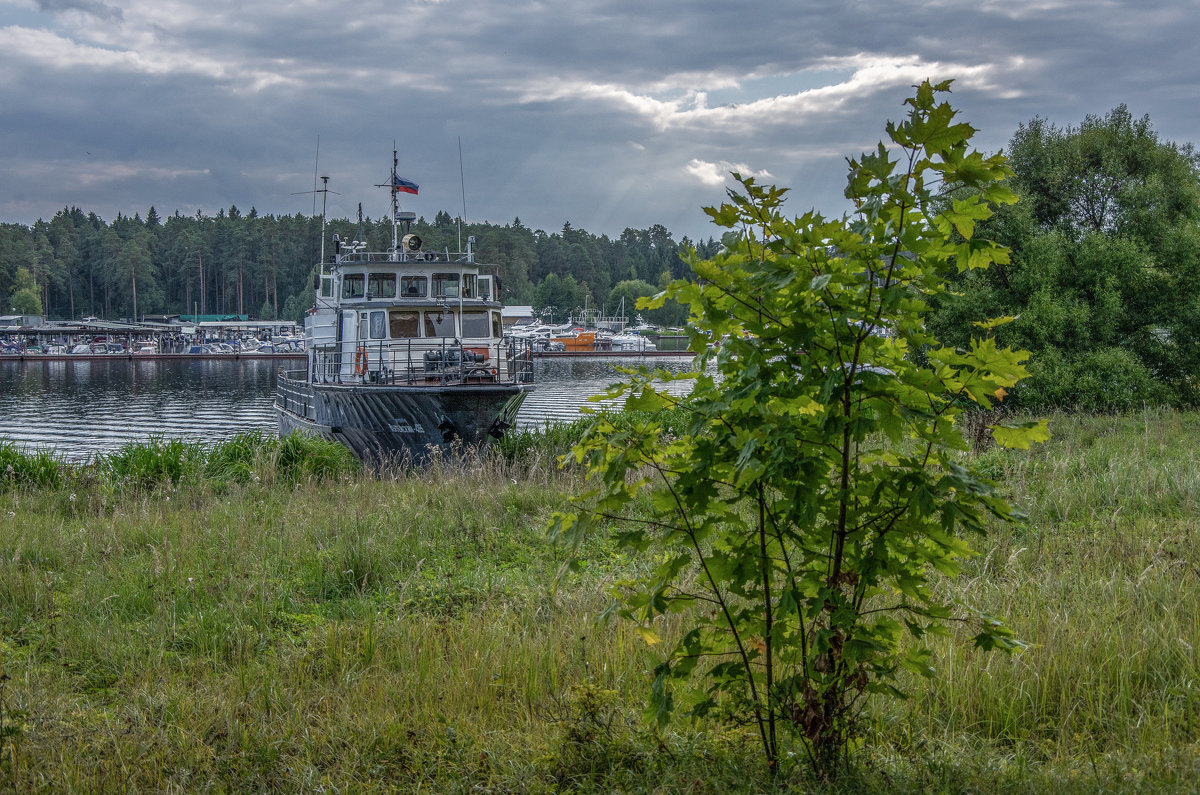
[0, 356, 699, 461]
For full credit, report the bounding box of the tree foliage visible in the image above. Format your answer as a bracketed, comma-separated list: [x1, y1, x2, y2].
[552, 81, 1042, 777]
[9, 267, 42, 314]
[0, 203, 709, 325]
[930, 105, 1200, 410]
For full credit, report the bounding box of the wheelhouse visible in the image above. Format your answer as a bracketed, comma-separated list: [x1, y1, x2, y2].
[303, 237, 529, 387]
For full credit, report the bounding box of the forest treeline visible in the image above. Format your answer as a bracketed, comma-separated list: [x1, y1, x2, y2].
[0, 205, 713, 329]
[3, 104, 1200, 411]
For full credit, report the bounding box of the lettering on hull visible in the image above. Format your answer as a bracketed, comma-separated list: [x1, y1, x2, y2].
[388, 421, 425, 434]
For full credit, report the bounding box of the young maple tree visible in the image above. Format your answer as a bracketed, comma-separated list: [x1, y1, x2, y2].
[551, 80, 1047, 776]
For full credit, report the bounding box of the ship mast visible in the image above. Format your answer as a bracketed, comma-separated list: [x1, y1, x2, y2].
[391, 147, 400, 251]
[318, 175, 330, 275]
[376, 144, 413, 253]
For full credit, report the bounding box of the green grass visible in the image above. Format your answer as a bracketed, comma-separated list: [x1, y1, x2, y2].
[871, 407, 1200, 792]
[1, 412, 1199, 791]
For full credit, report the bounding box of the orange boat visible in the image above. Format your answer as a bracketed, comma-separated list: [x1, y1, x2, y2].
[550, 330, 597, 351]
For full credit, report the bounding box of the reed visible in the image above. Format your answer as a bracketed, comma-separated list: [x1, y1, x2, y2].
[98, 435, 205, 492]
[0, 440, 69, 492]
[0, 411, 1198, 791]
[496, 415, 598, 464]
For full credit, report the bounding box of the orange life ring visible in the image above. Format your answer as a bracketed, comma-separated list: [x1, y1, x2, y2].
[354, 347, 368, 375]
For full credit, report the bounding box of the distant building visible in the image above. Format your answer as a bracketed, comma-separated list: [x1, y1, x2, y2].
[501, 305, 534, 326]
[0, 314, 45, 330]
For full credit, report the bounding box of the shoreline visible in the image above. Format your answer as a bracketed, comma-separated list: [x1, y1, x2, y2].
[1, 350, 695, 361]
[0, 352, 306, 361]
[531, 349, 693, 358]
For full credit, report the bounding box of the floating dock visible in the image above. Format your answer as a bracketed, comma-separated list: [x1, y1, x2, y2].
[531, 349, 694, 358]
[0, 352, 305, 362]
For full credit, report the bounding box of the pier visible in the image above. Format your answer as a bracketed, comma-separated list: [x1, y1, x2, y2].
[0, 314, 301, 359]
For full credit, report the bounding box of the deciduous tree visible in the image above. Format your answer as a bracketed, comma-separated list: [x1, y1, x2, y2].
[552, 81, 1041, 777]
[931, 105, 1200, 409]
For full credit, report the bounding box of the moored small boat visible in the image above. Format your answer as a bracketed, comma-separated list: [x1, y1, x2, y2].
[608, 331, 657, 352]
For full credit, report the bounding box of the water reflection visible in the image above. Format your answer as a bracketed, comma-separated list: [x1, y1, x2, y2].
[518, 356, 699, 427]
[0, 355, 699, 461]
[0, 358, 281, 461]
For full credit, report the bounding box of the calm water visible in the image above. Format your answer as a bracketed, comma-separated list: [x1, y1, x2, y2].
[0, 356, 698, 461]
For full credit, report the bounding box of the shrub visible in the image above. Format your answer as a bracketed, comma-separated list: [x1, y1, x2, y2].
[553, 80, 1045, 778]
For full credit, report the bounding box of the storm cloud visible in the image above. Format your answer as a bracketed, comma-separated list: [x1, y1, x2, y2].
[2, 0, 1196, 241]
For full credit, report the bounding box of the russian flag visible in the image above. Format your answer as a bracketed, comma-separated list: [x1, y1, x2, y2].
[392, 174, 419, 195]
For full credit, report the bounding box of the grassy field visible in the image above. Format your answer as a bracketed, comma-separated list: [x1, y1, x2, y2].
[1, 411, 1198, 792]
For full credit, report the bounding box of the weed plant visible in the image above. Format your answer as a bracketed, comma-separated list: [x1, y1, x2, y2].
[0, 412, 1198, 791]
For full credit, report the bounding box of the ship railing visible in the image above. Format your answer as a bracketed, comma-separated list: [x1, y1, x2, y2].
[335, 250, 476, 265]
[307, 337, 535, 386]
[276, 370, 316, 420]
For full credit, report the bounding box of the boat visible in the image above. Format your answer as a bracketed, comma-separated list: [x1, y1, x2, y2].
[626, 315, 661, 335]
[571, 297, 628, 332]
[274, 152, 534, 463]
[550, 329, 599, 352]
[508, 322, 572, 341]
[608, 331, 657, 352]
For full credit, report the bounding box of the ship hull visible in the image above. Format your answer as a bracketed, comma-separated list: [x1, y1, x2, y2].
[276, 372, 530, 464]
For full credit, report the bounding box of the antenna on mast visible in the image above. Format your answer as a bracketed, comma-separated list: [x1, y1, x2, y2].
[457, 136, 467, 253]
[311, 135, 320, 216]
[319, 177, 331, 275]
[293, 172, 340, 275]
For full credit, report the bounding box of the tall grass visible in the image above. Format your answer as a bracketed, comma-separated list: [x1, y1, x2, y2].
[0, 441, 68, 492]
[0, 431, 358, 499]
[863, 407, 1200, 791]
[2, 410, 1200, 791]
[0, 438, 683, 792]
[98, 435, 205, 491]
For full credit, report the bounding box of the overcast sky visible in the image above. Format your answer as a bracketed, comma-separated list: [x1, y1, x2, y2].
[2, 0, 1197, 243]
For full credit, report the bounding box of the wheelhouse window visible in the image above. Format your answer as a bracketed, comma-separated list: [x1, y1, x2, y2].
[478, 276, 492, 301]
[423, 310, 456, 338]
[358, 311, 386, 340]
[389, 310, 420, 338]
[368, 310, 387, 339]
[460, 311, 490, 338]
[320, 275, 335, 298]
[368, 273, 397, 299]
[491, 311, 503, 338]
[432, 273, 460, 298]
[462, 274, 477, 299]
[400, 275, 427, 297]
[341, 273, 365, 299]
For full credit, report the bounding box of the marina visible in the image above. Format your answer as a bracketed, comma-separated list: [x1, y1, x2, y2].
[1, 350, 305, 361]
[0, 313, 303, 358]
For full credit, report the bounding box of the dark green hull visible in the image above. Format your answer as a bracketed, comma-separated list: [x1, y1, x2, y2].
[276, 371, 530, 463]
